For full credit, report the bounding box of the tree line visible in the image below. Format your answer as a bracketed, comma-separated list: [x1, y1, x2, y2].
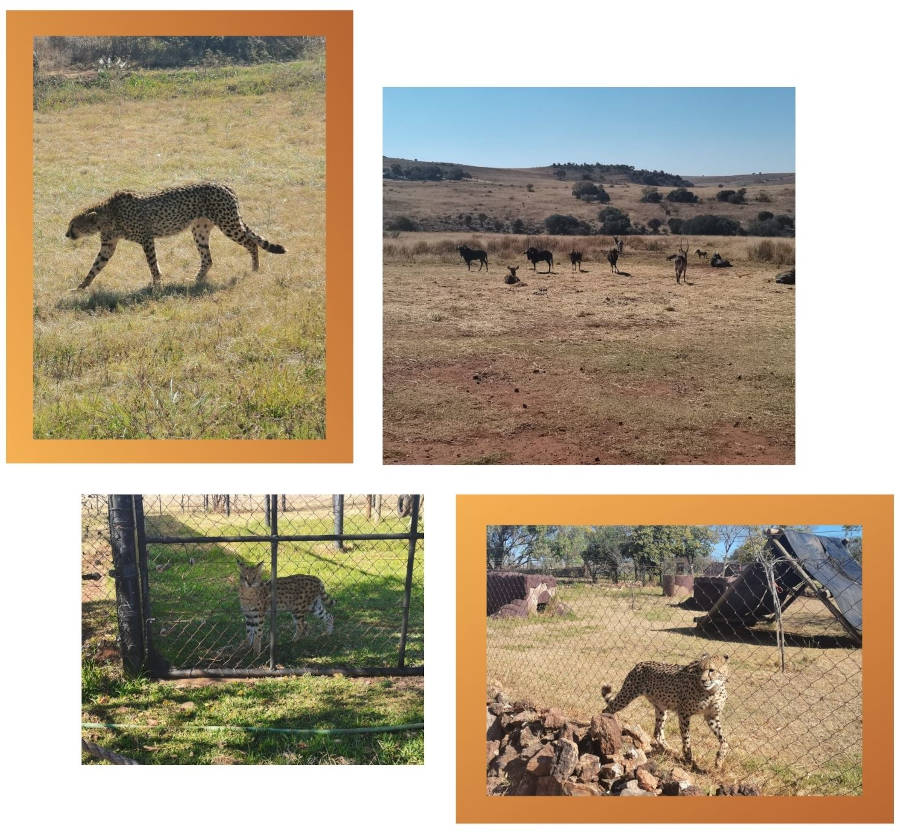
[487, 524, 861, 582]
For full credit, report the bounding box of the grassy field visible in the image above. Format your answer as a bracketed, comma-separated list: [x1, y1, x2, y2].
[487, 581, 861, 794]
[34, 59, 326, 439]
[82, 664, 424, 764]
[384, 233, 794, 464]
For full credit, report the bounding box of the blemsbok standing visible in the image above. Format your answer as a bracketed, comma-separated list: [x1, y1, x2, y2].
[667, 240, 689, 284]
[613, 236, 625, 256]
[569, 250, 583, 272]
[607, 248, 620, 274]
[695, 248, 709, 261]
[524, 246, 554, 273]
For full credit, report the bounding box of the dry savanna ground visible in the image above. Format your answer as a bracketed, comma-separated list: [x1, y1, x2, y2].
[487, 583, 861, 795]
[33, 59, 325, 439]
[384, 233, 794, 464]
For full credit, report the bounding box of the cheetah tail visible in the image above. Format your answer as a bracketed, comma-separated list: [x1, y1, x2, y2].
[600, 684, 614, 704]
[246, 227, 286, 254]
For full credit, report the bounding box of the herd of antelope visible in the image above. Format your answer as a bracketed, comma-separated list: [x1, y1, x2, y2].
[459, 236, 724, 285]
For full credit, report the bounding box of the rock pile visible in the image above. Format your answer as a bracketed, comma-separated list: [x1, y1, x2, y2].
[485, 689, 759, 797]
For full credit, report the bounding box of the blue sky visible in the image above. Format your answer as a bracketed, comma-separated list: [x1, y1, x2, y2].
[710, 525, 856, 560]
[384, 87, 795, 176]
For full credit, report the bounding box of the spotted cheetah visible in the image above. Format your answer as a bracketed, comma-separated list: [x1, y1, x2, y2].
[602, 653, 729, 769]
[65, 182, 286, 289]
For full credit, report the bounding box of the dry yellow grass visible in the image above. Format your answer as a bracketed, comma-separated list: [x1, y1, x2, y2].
[384, 233, 794, 464]
[33, 60, 325, 439]
[383, 159, 794, 233]
[487, 583, 861, 795]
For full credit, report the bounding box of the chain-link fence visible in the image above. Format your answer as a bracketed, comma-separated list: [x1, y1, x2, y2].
[82, 495, 424, 677]
[486, 526, 861, 796]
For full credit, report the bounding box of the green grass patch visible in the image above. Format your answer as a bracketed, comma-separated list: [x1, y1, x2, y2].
[82, 664, 424, 765]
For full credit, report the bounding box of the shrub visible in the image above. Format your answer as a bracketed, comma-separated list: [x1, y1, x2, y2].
[598, 207, 631, 235]
[756, 191, 772, 202]
[553, 168, 567, 180]
[639, 188, 662, 203]
[446, 167, 469, 180]
[757, 210, 774, 222]
[572, 182, 610, 203]
[647, 217, 663, 233]
[666, 188, 699, 204]
[526, 183, 535, 192]
[746, 214, 794, 237]
[511, 218, 526, 234]
[667, 217, 684, 234]
[385, 216, 419, 232]
[545, 214, 590, 235]
[716, 188, 747, 204]
[680, 214, 742, 236]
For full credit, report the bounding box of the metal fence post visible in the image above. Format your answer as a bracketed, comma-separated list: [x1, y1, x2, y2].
[108, 495, 146, 675]
[333, 494, 345, 551]
[269, 494, 279, 671]
[397, 494, 421, 669]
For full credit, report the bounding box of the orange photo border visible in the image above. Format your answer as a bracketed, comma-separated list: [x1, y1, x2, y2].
[7, 11, 352, 462]
[457, 494, 893, 823]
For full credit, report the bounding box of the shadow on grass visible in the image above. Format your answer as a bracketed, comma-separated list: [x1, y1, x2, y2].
[662, 624, 859, 650]
[56, 278, 234, 312]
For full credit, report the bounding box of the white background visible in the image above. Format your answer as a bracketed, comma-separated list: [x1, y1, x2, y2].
[2, 0, 898, 829]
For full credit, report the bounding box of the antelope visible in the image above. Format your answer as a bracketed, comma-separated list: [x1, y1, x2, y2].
[607, 248, 620, 274]
[613, 236, 625, 255]
[695, 249, 709, 261]
[505, 265, 520, 284]
[457, 244, 488, 271]
[524, 246, 554, 273]
[667, 240, 689, 284]
[569, 250, 583, 272]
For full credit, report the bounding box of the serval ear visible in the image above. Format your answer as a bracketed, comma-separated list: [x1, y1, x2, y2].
[254, 561, 264, 569]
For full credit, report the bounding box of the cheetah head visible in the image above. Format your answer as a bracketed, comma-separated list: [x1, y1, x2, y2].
[695, 653, 729, 690]
[65, 210, 102, 240]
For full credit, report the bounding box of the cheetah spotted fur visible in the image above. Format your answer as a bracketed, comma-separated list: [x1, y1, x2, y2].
[65, 182, 285, 288]
[601, 653, 729, 769]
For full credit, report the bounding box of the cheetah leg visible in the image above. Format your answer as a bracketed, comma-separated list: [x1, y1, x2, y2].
[190, 219, 213, 281]
[653, 708, 673, 752]
[140, 239, 161, 285]
[77, 236, 118, 289]
[706, 714, 728, 768]
[219, 221, 259, 271]
[678, 712, 693, 767]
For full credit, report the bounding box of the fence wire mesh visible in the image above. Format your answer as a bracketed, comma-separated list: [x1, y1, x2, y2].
[82, 495, 424, 676]
[485, 525, 862, 796]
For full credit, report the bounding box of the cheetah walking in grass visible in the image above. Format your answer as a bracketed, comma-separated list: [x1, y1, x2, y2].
[65, 182, 285, 289]
[602, 654, 729, 769]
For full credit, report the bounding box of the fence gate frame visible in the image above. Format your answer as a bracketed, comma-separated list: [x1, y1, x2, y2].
[107, 494, 424, 679]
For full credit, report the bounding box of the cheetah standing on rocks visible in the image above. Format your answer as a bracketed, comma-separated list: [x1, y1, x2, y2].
[65, 182, 285, 288]
[601, 653, 729, 769]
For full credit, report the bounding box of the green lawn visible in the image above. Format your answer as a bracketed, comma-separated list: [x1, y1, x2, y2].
[82, 663, 424, 765]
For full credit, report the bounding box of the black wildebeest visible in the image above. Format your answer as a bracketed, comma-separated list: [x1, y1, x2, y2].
[667, 240, 689, 283]
[569, 250, 583, 272]
[457, 244, 488, 271]
[606, 248, 620, 274]
[524, 246, 553, 273]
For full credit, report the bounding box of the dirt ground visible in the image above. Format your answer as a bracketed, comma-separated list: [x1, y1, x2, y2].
[384, 236, 794, 464]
